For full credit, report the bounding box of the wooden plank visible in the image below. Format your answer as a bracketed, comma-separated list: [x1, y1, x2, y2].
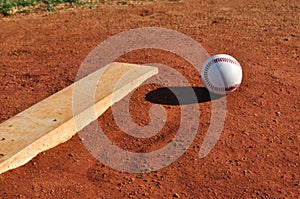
[0, 62, 158, 174]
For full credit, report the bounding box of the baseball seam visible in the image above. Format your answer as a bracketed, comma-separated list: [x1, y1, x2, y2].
[202, 57, 241, 93]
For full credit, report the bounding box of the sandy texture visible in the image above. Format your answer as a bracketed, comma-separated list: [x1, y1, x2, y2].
[0, 0, 299, 198]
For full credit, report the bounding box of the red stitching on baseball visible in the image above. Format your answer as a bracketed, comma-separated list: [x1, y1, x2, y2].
[225, 84, 240, 91]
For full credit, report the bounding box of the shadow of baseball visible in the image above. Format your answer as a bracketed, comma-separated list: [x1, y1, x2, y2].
[145, 87, 225, 105]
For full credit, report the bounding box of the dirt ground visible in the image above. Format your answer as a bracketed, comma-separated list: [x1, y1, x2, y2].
[0, 0, 299, 198]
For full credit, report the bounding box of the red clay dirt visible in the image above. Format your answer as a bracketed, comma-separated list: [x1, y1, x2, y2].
[0, 0, 299, 198]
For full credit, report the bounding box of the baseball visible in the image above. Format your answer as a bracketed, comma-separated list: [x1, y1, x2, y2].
[200, 54, 243, 95]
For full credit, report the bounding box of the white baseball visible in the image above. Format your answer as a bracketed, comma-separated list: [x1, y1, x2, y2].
[200, 54, 243, 95]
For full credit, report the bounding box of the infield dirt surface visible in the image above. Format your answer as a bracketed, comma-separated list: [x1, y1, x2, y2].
[0, 0, 299, 198]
